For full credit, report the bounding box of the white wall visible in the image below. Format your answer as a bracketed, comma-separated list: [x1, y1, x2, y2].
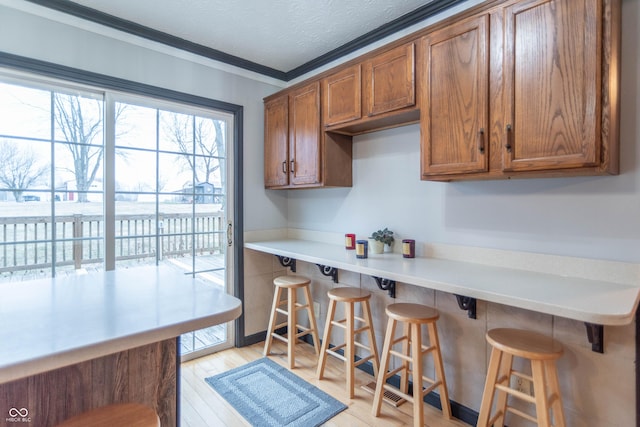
[0, 1, 289, 233]
[287, 0, 640, 264]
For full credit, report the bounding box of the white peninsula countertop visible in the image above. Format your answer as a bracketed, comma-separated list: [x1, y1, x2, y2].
[245, 239, 639, 326]
[0, 266, 242, 384]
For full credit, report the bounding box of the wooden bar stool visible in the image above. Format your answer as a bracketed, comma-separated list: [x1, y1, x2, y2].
[477, 328, 566, 427]
[55, 403, 160, 427]
[316, 287, 380, 398]
[263, 275, 320, 369]
[372, 303, 451, 427]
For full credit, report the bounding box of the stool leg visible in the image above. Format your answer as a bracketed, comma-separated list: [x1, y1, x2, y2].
[493, 352, 512, 427]
[410, 322, 424, 427]
[362, 300, 380, 377]
[400, 321, 411, 394]
[287, 287, 297, 369]
[546, 360, 566, 427]
[372, 317, 397, 417]
[317, 299, 337, 379]
[303, 284, 321, 355]
[346, 301, 355, 398]
[477, 346, 504, 427]
[532, 359, 551, 427]
[264, 286, 283, 357]
[427, 322, 451, 419]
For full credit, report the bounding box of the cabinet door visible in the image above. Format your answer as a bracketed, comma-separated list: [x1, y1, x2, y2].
[421, 15, 489, 176]
[503, 0, 600, 171]
[289, 82, 321, 186]
[264, 94, 289, 188]
[363, 43, 416, 117]
[323, 65, 361, 127]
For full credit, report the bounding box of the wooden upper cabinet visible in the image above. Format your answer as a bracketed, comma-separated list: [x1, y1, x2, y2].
[323, 65, 361, 127]
[502, 0, 602, 172]
[289, 82, 322, 185]
[421, 15, 489, 176]
[363, 43, 416, 117]
[264, 93, 289, 188]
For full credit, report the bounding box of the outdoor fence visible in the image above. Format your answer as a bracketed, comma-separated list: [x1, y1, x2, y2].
[0, 212, 225, 273]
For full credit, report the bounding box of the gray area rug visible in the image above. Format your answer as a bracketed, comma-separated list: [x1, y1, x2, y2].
[205, 357, 347, 427]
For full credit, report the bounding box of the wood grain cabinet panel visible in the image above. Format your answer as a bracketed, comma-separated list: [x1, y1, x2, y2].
[502, 0, 601, 172]
[323, 65, 362, 127]
[289, 82, 322, 185]
[421, 15, 489, 176]
[264, 94, 289, 187]
[363, 43, 416, 117]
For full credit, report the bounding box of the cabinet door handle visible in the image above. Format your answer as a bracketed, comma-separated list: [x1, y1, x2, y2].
[478, 128, 485, 153]
[290, 160, 295, 173]
[282, 161, 287, 174]
[505, 124, 513, 153]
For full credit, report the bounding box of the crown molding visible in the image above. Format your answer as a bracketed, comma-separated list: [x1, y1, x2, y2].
[23, 0, 467, 82]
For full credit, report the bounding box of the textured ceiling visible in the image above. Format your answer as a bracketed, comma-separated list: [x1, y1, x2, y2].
[66, 0, 436, 73]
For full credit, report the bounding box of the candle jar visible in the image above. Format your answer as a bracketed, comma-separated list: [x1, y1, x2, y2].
[402, 239, 415, 258]
[345, 233, 356, 250]
[355, 240, 368, 259]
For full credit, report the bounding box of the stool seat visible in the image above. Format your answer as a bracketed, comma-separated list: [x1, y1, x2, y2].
[264, 275, 320, 369]
[327, 287, 371, 302]
[486, 328, 564, 360]
[56, 403, 160, 427]
[386, 302, 439, 323]
[274, 275, 311, 288]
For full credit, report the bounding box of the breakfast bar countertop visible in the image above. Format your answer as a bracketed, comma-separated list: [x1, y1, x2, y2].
[0, 265, 242, 384]
[245, 239, 640, 326]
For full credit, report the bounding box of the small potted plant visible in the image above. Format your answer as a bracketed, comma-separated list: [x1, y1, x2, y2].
[369, 228, 394, 254]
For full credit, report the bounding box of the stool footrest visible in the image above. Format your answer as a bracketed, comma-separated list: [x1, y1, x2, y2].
[326, 349, 347, 361]
[295, 326, 314, 338]
[273, 321, 288, 330]
[420, 380, 442, 397]
[270, 333, 288, 343]
[354, 354, 375, 367]
[354, 341, 372, 351]
[495, 383, 536, 404]
[506, 406, 538, 424]
[389, 349, 412, 363]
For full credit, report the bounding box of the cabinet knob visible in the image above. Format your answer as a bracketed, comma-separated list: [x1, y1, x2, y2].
[282, 161, 287, 174]
[478, 128, 485, 153]
[505, 124, 513, 152]
[290, 160, 295, 173]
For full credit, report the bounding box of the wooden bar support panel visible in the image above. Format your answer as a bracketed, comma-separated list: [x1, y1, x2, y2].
[0, 339, 177, 427]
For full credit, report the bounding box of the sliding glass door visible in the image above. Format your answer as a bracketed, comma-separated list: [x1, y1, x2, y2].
[113, 95, 235, 359]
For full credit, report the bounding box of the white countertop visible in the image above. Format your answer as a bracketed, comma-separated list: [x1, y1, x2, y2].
[0, 266, 242, 384]
[245, 239, 639, 326]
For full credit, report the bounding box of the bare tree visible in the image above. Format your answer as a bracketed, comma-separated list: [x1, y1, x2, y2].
[53, 94, 127, 202]
[162, 114, 226, 185]
[0, 140, 48, 201]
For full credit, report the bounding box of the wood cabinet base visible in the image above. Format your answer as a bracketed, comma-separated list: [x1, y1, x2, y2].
[0, 339, 177, 427]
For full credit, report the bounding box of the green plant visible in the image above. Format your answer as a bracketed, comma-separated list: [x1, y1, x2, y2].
[370, 227, 394, 245]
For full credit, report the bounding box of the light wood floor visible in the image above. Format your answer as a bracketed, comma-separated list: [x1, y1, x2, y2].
[180, 340, 472, 427]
